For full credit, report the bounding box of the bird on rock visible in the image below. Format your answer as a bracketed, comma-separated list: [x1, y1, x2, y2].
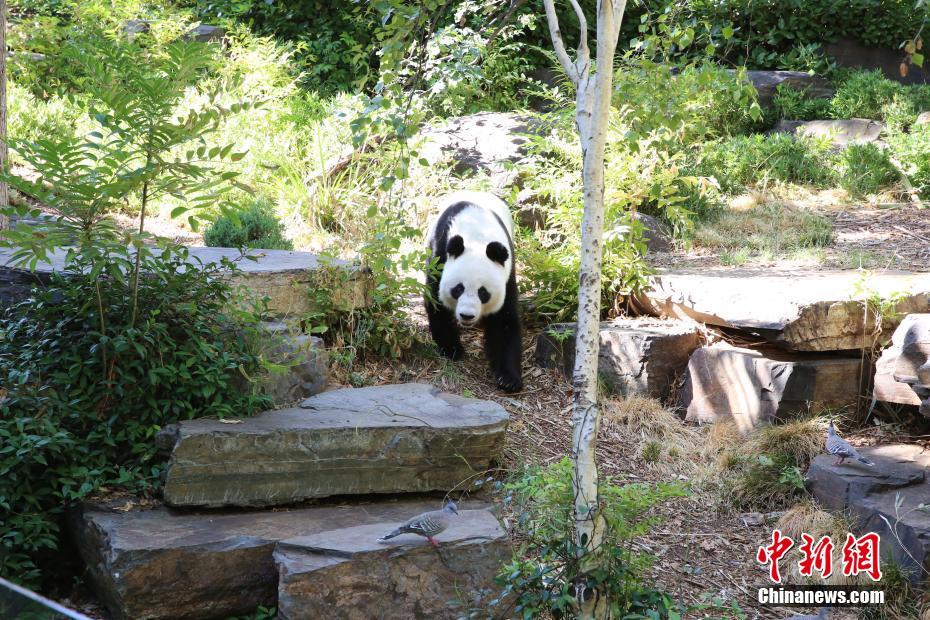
[378, 501, 458, 548]
[826, 422, 874, 466]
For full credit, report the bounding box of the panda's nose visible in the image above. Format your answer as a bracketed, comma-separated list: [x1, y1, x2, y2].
[459, 313, 475, 321]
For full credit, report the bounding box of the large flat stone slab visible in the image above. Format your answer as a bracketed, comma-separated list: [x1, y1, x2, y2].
[161, 384, 509, 507]
[275, 507, 509, 620]
[70, 498, 445, 620]
[678, 344, 863, 432]
[0, 246, 369, 317]
[807, 444, 930, 582]
[771, 118, 884, 148]
[535, 318, 702, 399]
[635, 268, 930, 352]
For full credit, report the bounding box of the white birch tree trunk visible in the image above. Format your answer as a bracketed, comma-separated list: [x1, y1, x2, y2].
[542, 0, 626, 617]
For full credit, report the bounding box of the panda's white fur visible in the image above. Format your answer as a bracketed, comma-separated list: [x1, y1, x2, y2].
[429, 191, 513, 324]
[425, 190, 523, 392]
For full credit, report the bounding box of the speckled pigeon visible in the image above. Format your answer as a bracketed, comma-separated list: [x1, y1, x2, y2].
[826, 422, 874, 466]
[378, 502, 458, 548]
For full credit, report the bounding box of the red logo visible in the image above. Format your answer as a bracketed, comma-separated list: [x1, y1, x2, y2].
[798, 534, 834, 578]
[757, 531, 881, 583]
[756, 529, 794, 583]
[842, 532, 883, 581]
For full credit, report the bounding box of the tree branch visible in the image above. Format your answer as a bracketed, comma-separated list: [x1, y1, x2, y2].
[567, 0, 590, 71]
[542, 0, 581, 85]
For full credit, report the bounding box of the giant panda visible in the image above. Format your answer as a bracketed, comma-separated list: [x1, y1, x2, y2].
[425, 190, 523, 393]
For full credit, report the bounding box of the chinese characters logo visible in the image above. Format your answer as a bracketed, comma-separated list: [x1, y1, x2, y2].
[756, 530, 882, 583]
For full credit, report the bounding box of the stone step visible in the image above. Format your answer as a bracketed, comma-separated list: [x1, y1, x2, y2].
[275, 508, 508, 620]
[678, 344, 864, 432]
[806, 445, 930, 583]
[70, 498, 491, 620]
[634, 268, 930, 352]
[534, 318, 702, 400]
[0, 246, 370, 317]
[160, 384, 509, 508]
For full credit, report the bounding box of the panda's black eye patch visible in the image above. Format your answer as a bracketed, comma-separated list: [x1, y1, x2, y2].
[451, 283, 465, 299]
[478, 287, 490, 304]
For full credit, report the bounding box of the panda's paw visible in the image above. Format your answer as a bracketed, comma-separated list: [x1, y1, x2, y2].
[496, 371, 523, 393]
[440, 344, 465, 361]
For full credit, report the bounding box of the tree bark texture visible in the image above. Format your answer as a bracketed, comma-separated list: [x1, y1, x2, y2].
[542, 0, 627, 618]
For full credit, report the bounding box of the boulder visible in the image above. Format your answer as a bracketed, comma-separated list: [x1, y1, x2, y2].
[70, 498, 446, 620]
[770, 119, 884, 148]
[745, 70, 835, 108]
[890, 314, 930, 415]
[874, 314, 930, 414]
[535, 319, 702, 399]
[634, 268, 930, 352]
[418, 112, 548, 189]
[678, 344, 863, 432]
[186, 24, 225, 43]
[254, 321, 328, 405]
[807, 444, 930, 582]
[275, 506, 509, 620]
[806, 445, 925, 512]
[514, 188, 550, 230]
[633, 213, 673, 252]
[161, 384, 509, 507]
[915, 111, 930, 127]
[0, 246, 370, 317]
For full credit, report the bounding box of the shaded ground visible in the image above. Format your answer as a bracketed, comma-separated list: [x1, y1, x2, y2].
[655, 198, 929, 273]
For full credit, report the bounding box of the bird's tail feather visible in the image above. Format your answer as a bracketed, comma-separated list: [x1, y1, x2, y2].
[857, 456, 875, 466]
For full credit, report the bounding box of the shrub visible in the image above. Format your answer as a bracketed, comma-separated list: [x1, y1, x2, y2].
[887, 126, 930, 198]
[771, 83, 832, 121]
[830, 70, 905, 120]
[305, 212, 425, 368]
[613, 61, 761, 143]
[721, 418, 824, 510]
[699, 133, 836, 192]
[194, 0, 378, 93]
[0, 251, 271, 584]
[839, 143, 898, 196]
[204, 199, 293, 250]
[493, 458, 685, 618]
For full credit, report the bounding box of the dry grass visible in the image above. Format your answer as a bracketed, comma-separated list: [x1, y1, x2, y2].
[744, 417, 826, 465]
[774, 501, 860, 586]
[692, 202, 833, 266]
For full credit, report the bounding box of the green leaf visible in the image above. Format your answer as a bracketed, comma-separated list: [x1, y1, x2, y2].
[912, 52, 924, 67]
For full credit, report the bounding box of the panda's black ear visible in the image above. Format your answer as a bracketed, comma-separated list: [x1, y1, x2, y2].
[446, 235, 465, 258]
[486, 241, 509, 265]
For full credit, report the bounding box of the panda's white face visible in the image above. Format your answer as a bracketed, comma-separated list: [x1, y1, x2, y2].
[439, 241, 508, 327]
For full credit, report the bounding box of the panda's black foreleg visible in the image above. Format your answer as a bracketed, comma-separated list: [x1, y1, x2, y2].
[425, 296, 464, 360]
[483, 294, 523, 393]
